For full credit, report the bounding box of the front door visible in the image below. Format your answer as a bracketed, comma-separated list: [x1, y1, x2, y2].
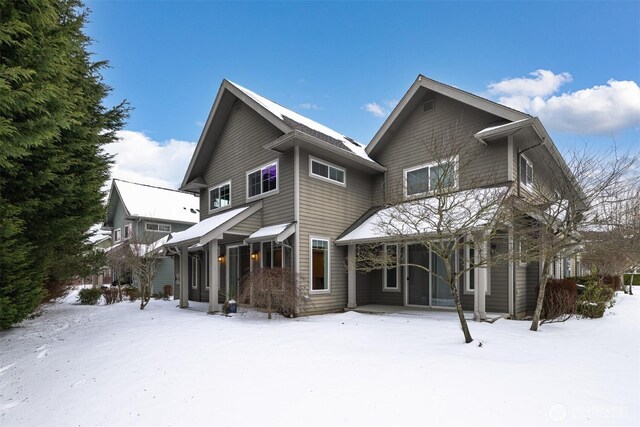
[227, 245, 250, 300]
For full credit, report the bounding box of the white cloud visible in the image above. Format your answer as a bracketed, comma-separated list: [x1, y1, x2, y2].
[299, 103, 322, 110]
[364, 102, 387, 118]
[488, 70, 640, 135]
[103, 130, 196, 190]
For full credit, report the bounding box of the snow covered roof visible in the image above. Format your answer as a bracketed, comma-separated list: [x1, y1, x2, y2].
[86, 223, 111, 245]
[244, 223, 296, 244]
[336, 187, 510, 244]
[166, 202, 262, 247]
[474, 118, 532, 140]
[228, 81, 377, 164]
[134, 235, 170, 256]
[110, 180, 200, 224]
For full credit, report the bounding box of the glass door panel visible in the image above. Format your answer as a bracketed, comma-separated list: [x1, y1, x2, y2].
[407, 244, 430, 306]
[431, 250, 454, 307]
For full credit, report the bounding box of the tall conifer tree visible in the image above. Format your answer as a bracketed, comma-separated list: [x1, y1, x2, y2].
[0, 0, 128, 328]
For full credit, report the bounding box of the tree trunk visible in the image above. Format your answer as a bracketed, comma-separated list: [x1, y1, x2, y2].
[450, 279, 473, 343]
[530, 260, 549, 331]
[630, 273, 634, 295]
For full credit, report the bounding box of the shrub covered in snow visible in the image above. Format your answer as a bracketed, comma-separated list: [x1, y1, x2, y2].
[77, 288, 102, 305]
[577, 282, 615, 319]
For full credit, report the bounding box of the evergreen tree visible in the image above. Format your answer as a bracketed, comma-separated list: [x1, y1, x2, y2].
[0, 0, 128, 328]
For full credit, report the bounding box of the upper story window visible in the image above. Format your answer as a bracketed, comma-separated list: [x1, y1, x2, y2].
[310, 156, 346, 186]
[146, 222, 171, 233]
[123, 223, 132, 240]
[247, 160, 278, 199]
[209, 181, 231, 211]
[404, 158, 457, 197]
[114, 228, 122, 242]
[520, 155, 533, 188]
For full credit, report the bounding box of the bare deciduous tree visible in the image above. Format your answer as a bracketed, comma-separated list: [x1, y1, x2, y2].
[352, 130, 510, 344]
[511, 145, 637, 331]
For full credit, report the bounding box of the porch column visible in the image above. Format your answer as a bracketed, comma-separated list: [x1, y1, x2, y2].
[179, 245, 189, 308]
[347, 244, 357, 309]
[208, 240, 220, 313]
[474, 240, 488, 321]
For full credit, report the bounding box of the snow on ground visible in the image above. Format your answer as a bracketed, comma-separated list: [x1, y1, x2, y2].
[1, 291, 638, 427]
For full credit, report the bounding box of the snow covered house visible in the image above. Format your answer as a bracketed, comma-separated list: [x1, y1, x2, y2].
[103, 179, 199, 295]
[166, 75, 582, 318]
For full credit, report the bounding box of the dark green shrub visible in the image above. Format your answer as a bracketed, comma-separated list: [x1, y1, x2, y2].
[577, 283, 615, 319]
[623, 274, 640, 286]
[78, 288, 102, 305]
[152, 292, 164, 300]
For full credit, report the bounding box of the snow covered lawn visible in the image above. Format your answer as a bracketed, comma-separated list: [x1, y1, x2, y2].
[1, 292, 638, 426]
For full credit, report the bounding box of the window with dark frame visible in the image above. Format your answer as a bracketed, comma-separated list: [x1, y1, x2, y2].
[248, 162, 277, 198]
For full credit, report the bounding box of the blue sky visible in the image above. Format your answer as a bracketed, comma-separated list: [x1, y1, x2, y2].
[85, 0, 640, 188]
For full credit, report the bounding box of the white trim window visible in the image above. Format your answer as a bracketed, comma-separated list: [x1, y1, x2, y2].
[204, 254, 209, 289]
[310, 237, 330, 292]
[247, 160, 278, 199]
[520, 154, 533, 188]
[146, 222, 171, 233]
[383, 244, 400, 292]
[309, 156, 346, 186]
[404, 157, 457, 197]
[464, 243, 475, 294]
[114, 228, 122, 243]
[191, 256, 199, 289]
[123, 223, 132, 240]
[209, 181, 231, 211]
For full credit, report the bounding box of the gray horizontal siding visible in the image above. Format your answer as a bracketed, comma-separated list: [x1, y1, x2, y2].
[199, 100, 293, 225]
[298, 147, 374, 313]
[152, 257, 175, 295]
[370, 91, 510, 203]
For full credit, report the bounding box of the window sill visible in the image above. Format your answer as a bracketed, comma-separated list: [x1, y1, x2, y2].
[208, 204, 233, 214]
[309, 289, 330, 295]
[382, 288, 401, 293]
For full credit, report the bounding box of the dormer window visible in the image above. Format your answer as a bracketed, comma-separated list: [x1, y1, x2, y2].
[520, 155, 533, 188]
[404, 158, 457, 197]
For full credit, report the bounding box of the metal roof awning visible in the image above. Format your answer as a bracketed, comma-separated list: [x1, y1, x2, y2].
[244, 222, 296, 244]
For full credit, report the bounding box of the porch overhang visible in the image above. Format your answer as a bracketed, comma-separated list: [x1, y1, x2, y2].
[244, 222, 296, 244]
[336, 187, 509, 245]
[165, 201, 262, 248]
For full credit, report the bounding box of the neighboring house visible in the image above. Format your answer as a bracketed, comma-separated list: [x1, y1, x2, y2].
[83, 223, 113, 287]
[166, 75, 582, 318]
[103, 179, 200, 295]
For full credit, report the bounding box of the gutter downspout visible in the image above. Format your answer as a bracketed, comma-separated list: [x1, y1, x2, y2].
[294, 144, 300, 278]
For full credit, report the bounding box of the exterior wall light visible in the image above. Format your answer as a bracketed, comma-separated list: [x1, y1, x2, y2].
[218, 255, 225, 263]
[251, 251, 259, 261]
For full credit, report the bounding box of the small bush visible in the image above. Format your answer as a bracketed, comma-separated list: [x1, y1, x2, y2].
[163, 285, 173, 300]
[239, 268, 306, 319]
[152, 292, 164, 300]
[601, 275, 623, 291]
[123, 286, 139, 302]
[78, 288, 102, 305]
[539, 279, 578, 323]
[102, 288, 119, 305]
[577, 282, 615, 319]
